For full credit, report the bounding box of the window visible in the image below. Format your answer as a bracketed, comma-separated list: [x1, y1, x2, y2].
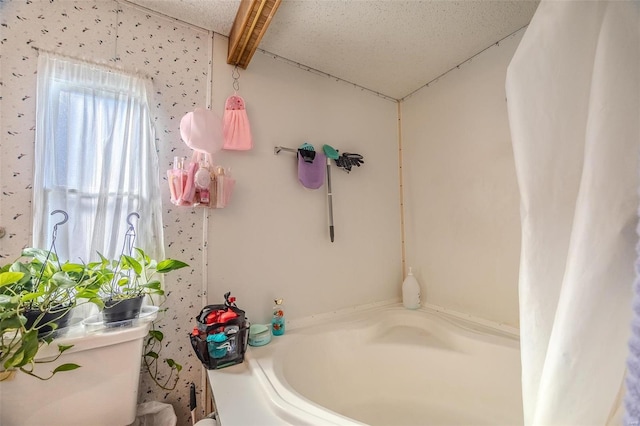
[33, 52, 164, 263]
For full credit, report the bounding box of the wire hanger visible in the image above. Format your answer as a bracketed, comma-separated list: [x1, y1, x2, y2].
[232, 65, 240, 93]
[107, 212, 140, 295]
[43, 209, 68, 271]
[123, 212, 139, 257]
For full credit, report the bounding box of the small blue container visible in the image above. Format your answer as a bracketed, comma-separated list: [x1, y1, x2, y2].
[248, 324, 271, 347]
[207, 333, 228, 358]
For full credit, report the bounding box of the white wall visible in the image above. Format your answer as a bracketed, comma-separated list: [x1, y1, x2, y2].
[401, 31, 523, 328]
[208, 34, 402, 324]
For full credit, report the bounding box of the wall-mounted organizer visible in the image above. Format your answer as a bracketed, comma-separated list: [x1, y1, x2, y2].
[167, 154, 235, 208]
[275, 144, 365, 242]
[172, 106, 237, 208]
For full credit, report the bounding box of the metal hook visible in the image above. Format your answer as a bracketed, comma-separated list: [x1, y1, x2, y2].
[274, 146, 297, 155]
[126, 212, 140, 227]
[232, 65, 240, 92]
[51, 210, 69, 227]
[46, 210, 68, 270]
[122, 212, 140, 258]
[126, 212, 140, 231]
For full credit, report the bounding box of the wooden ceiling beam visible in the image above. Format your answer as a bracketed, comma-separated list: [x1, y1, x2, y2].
[228, 0, 282, 69]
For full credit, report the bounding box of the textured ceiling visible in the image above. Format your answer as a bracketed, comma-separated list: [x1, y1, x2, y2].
[125, 0, 539, 99]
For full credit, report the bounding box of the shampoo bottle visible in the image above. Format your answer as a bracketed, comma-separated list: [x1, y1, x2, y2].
[168, 156, 186, 205]
[271, 298, 285, 336]
[402, 267, 421, 309]
[194, 159, 211, 206]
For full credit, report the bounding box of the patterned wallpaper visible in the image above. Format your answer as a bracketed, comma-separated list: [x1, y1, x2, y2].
[1, 1, 210, 423]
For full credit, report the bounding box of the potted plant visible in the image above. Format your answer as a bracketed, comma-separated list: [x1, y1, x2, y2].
[0, 248, 102, 380]
[92, 248, 188, 324]
[89, 247, 188, 389]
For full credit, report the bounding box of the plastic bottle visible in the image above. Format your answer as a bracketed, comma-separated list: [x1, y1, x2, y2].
[214, 167, 225, 209]
[167, 156, 186, 205]
[402, 267, 421, 309]
[194, 159, 211, 206]
[271, 298, 285, 336]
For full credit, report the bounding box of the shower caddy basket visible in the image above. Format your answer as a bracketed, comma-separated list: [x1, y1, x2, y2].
[189, 292, 249, 369]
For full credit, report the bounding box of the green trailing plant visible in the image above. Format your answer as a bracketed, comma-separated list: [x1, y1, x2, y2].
[93, 248, 188, 304]
[6, 248, 102, 310]
[90, 247, 188, 389]
[0, 245, 188, 386]
[0, 249, 102, 381]
[143, 321, 182, 390]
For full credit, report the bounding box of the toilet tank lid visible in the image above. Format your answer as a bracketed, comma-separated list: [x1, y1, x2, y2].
[35, 321, 151, 361]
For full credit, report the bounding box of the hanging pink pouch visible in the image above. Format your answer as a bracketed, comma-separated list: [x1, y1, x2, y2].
[223, 95, 253, 151]
[298, 152, 326, 189]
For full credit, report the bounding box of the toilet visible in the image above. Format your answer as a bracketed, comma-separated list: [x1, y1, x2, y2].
[0, 318, 152, 426]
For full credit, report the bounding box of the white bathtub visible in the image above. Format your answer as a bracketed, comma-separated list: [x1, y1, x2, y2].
[208, 304, 523, 426]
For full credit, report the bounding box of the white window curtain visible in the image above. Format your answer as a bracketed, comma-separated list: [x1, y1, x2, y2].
[34, 52, 164, 263]
[506, 1, 639, 424]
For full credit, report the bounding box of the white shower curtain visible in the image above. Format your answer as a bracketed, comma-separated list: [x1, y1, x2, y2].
[506, 1, 640, 424]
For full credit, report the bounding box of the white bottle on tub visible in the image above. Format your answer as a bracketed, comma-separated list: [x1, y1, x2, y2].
[402, 267, 421, 309]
